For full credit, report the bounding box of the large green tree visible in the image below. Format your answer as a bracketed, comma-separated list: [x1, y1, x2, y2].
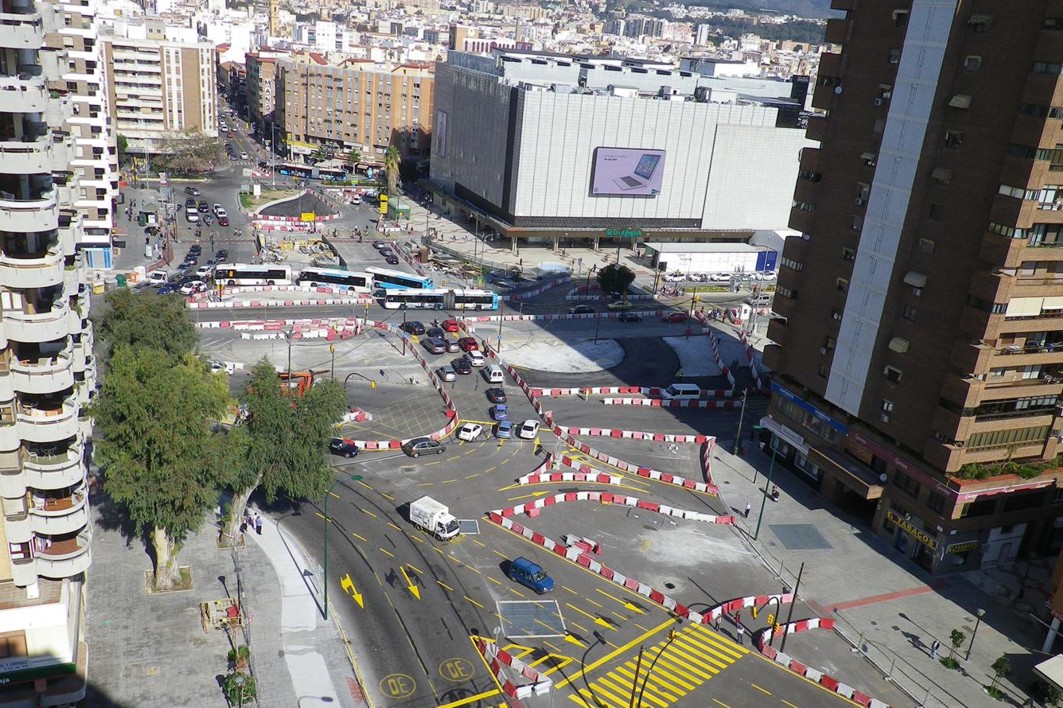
[153, 127, 225, 175]
[383, 145, 402, 196]
[91, 348, 239, 591]
[597, 264, 636, 299]
[219, 359, 349, 545]
[96, 289, 198, 358]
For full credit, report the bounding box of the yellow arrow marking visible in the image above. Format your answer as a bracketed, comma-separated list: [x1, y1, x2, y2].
[564, 634, 586, 648]
[565, 603, 616, 630]
[340, 573, 364, 609]
[400, 565, 421, 600]
[625, 602, 645, 614]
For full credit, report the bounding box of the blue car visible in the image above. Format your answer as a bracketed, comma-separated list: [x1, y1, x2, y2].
[490, 404, 509, 421]
[157, 285, 179, 295]
[495, 420, 513, 439]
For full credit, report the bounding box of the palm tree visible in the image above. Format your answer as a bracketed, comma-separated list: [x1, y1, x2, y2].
[383, 145, 401, 196]
[345, 149, 361, 177]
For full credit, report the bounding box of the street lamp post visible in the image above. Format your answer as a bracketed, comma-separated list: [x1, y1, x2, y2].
[733, 389, 749, 455]
[633, 621, 682, 708]
[284, 327, 294, 377]
[497, 299, 504, 352]
[233, 674, 245, 708]
[778, 562, 805, 653]
[323, 474, 363, 619]
[965, 608, 986, 660]
[753, 443, 778, 541]
[329, 343, 336, 381]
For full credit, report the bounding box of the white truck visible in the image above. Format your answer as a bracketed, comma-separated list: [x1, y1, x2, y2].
[409, 496, 460, 541]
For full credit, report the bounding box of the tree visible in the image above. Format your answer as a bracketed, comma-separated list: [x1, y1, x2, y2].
[116, 134, 130, 167]
[345, 148, 361, 175]
[988, 654, 1010, 697]
[596, 264, 636, 298]
[383, 144, 402, 196]
[219, 359, 349, 546]
[943, 628, 965, 668]
[91, 348, 238, 591]
[95, 289, 198, 358]
[153, 127, 225, 175]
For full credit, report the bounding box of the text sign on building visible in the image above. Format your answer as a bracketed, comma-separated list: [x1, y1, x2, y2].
[605, 228, 643, 239]
[885, 509, 938, 550]
[300, 212, 316, 222]
[946, 541, 979, 555]
[590, 148, 666, 197]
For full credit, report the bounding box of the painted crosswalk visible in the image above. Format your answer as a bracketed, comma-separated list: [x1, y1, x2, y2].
[569, 624, 747, 708]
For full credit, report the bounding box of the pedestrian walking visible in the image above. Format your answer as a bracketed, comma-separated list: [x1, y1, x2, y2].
[254, 514, 263, 535]
[930, 639, 940, 660]
[736, 623, 746, 645]
[744, 501, 751, 518]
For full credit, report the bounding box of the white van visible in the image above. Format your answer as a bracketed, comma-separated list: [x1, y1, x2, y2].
[147, 270, 168, 286]
[483, 364, 504, 384]
[660, 383, 701, 400]
[746, 293, 772, 306]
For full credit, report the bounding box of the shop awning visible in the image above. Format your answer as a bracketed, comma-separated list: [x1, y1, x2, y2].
[931, 167, 953, 183]
[903, 271, 927, 288]
[949, 94, 972, 109]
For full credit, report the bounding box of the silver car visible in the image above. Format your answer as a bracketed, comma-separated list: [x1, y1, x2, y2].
[436, 366, 457, 382]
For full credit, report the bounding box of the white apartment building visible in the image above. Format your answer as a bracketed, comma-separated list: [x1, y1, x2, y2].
[0, 0, 107, 700]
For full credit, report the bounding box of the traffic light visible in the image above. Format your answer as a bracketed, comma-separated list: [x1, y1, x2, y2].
[668, 629, 677, 642]
[774, 622, 782, 634]
[766, 613, 775, 626]
[370, 381, 377, 390]
[750, 607, 759, 619]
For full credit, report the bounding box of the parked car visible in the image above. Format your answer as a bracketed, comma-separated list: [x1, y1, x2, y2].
[507, 557, 554, 594]
[495, 421, 513, 439]
[184, 197, 197, 208]
[179, 280, 208, 295]
[214, 205, 226, 217]
[457, 423, 483, 442]
[490, 404, 509, 421]
[662, 312, 689, 323]
[401, 321, 426, 335]
[607, 300, 633, 310]
[402, 437, 445, 457]
[218, 215, 230, 226]
[147, 270, 168, 286]
[458, 337, 479, 352]
[372, 240, 387, 249]
[518, 420, 541, 440]
[385, 255, 400, 265]
[618, 312, 643, 323]
[215, 249, 229, 262]
[426, 326, 445, 340]
[197, 200, 209, 213]
[328, 438, 360, 458]
[157, 284, 179, 295]
[466, 350, 486, 367]
[486, 388, 507, 404]
[568, 304, 594, 314]
[451, 358, 472, 375]
[195, 265, 213, 279]
[442, 319, 461, 333]
[422, 337, 446, 355]
[202, 214, 214, 226]
[436, 366, 457, 382]
[444, 339, 460, 353]
[184, 186, 201, 196]
[379, 248, 395, 257]
[185, 210, 199, 223]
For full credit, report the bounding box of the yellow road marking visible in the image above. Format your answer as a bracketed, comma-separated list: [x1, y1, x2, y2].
[437, 580, 454, 592]
[379, 547, 394, 558]
[351, 532, 367, 543]
[465, 596, 484, 609]
[555, 618, 675, 688]
[751, 683, 771, 696]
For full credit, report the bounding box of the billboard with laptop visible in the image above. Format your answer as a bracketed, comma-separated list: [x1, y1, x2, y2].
[590, 147, 666, 197]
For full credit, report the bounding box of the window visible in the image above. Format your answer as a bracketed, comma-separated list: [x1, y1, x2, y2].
[842, 247, 855, 262]
[884, 366, 903, 383]
[818, 363, 828, 378]
[831, 307, 842, 321]
[945, 130, 964, 148]
[781, 257, 803, 271]
[927, 492, 947, 514]
[882, 399, 894, 412]
[928, 203, 942, 220]
[1034, 61, 1063, 75]
[893, 10, 908, 27]
[903, 304, 917, 321]
[894, 471, 920, 497]
[836, 278, 849, 293]
[964, 55, 982, 71]
[888, 49, 901, 65]
[851, 215, 864, 231]
[824, 335, 836, 350]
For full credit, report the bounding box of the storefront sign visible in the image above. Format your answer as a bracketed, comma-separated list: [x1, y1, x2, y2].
[885, 509, 938, 550]
[604, 228, 642, 239]
[770, 382, 848, 433]
[946, 541, 979, 555]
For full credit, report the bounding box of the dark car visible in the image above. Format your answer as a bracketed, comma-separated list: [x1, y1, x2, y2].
[385, 255, 400, 265]
[662, 312, 689, 323]
[426, 326, 445, 339]
[401, 437, 446, 457]
[197, 200, 209, 213]
[218, 215, 230, 227]
[379, 247, 395, 257]
[329, 438, 360, 458]
[216, 249, 229, 262]
[401, 321, 426, 335]
[257, 160, 269, 169]
[486, 387, 507, 404]
[618, 312, 643, 323]
[568, 304, 595, 314]
[458, 337, 479, 352]
[157, 284, 179, 295]
[452, 357, 472, 375]
[184, 197, 197, 209]
[202, 214, 214, 226]
[507, 556, 554, 594]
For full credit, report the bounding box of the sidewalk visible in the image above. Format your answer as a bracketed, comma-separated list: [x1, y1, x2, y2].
[85, 500, 365, 707]
[710, 443, 1036, 708]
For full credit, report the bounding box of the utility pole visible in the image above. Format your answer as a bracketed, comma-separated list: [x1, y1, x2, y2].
[733, 389, 748, 455]
[778, 562, 805, 653]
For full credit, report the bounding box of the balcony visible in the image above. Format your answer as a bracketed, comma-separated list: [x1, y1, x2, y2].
[23, 441, 84, 489]
[0, 133, 51, 174]
[17, 396, 79, 443]
[0, 186, 56, 232]
[0, 9, 43, 49]
[34, 530, 91, 579]
[0, 246, 62, 289]
[0, 73, 47, 112]
[11, 343, 73, 394]
[29, 488, 87, 535]
[5, 298, 69, 343]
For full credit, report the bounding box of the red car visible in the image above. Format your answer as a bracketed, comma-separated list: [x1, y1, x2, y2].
[458, 337, 479, 352]
[442, 319, 461, 332]
[218, 215, 230, 226]
[662, 312, 689, 323]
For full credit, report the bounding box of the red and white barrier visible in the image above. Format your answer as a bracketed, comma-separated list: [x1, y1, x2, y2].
[700, 440, 715, 486]
[601, 398, 741, 409]
[495, 490, 735, 525]
[518, 470, 622, 486]
[505, 276, 570, 302]
[529, 386, 733, 399]
[702, 592, 795, 625]
[472, 637, 552, 699]
[554, 426, 711, 443]
[187, 297, 367, 310]
[755, 619, 895, 708]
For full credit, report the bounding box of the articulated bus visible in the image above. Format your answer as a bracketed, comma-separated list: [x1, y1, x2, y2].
[296, 267, 372, 293]
[381, 288, 501, 311]
[214, 263, 293, 287]
[366, 267, 434, 291]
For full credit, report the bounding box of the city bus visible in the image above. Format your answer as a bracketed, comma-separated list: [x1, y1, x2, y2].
[214, 263, 293, 287]
[381, 288, 501, 311]
[366, 267, 434, 291]
[296, 267, 372, 293]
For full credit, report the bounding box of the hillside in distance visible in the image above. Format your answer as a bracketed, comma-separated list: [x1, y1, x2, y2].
[685, 0, 837, 19]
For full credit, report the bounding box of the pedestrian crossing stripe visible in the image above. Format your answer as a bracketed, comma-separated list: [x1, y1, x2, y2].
[568, 624, 746, 708]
